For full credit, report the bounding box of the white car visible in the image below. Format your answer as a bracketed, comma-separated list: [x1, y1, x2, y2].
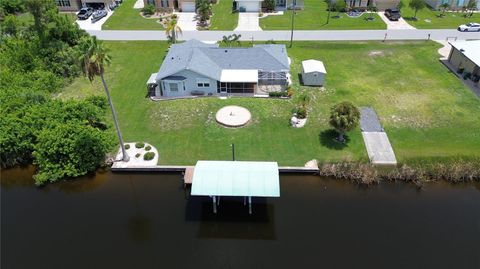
[458, 22, 480, 32]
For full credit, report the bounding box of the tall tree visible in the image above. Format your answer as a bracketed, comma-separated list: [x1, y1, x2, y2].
[367, 0, 376, 20]
[408, 0, 426, 20]
[165, 18, 182, 43]
[325, 0, 336, 24]
[329, 101, 360, 143]
[439, 2, 450, 17]
[467, 0, 477, 17]
[77, 36, 129, 162]
[25, 0, 57, 46]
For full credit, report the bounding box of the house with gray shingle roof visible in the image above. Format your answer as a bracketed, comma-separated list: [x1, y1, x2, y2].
[148, 39, 290, 98]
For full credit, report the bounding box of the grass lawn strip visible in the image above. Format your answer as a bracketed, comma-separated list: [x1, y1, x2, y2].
[61, 41, 480, 166]
[103, 0, 163, 30]
[209, 0, 239, 30]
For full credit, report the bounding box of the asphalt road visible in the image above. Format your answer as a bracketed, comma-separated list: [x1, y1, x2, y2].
[88, 29, 480, 41]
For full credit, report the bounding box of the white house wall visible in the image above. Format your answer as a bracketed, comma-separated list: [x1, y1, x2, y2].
[158, 70, 218, 98]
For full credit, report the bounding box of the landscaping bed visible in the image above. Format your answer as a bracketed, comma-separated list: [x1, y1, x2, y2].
[102, 0, 164, 30]
[62, 40, 480, 166]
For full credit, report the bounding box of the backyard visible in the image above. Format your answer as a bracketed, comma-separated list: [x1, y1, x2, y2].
[260, 0, 386, 30]
[61, 40, 480, 166]
[102, 0, 163, 30]
[209, 0, 239, 30]
[400, 0, 480, 29]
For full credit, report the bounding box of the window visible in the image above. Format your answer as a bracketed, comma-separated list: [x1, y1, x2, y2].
[196, 79, 210, 88]
[169, 83, 178, 91]
[56, 0, 71, 7]
[147, 0, 155, 5]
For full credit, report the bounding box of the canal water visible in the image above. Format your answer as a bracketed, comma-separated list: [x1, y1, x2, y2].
[2, 167, 480, 269]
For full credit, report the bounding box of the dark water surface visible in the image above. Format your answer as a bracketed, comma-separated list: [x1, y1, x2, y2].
[2, 167, 480, 269]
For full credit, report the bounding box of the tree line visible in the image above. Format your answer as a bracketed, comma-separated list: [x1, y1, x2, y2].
[1, 0, 115, 185]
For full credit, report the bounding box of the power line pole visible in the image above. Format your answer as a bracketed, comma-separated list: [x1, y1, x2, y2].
[289, 0, 296, 48]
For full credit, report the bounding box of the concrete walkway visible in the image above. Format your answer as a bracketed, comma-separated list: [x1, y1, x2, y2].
[175, 12, 198, 31]
[88, 29, 480, 41]
[377, 12, 415, 30]
[76, 11, 114, 31]
[235, 13, 262, 31]
[360, 107, 397, 165]
[133, 0, 144, 9]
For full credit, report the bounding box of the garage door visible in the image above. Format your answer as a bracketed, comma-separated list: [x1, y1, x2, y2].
[238, 1, 260, 12]
[181, 2, 195, 12]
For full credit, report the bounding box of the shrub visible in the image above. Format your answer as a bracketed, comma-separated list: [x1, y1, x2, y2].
[463, 72, 471, 80]
[135, 153, 141, 158]
[135, 142, 145, 149]
[145, 145, 152, 151]
[142, 4, 156, 16]
[125, 144, 130, 149]
[144, 152, 155, 161]
[295, 106, 307, 119]
[268, 91, 288, 97]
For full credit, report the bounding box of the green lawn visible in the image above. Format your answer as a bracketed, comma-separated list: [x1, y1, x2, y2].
[62, 41, 480, 166]
[400, 0, 480, 29]
[102, 0, 163, 30]
[260, 0, 386, 30]
[209, 0, 238, 30]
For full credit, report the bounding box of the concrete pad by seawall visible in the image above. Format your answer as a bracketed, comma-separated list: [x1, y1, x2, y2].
[362, 132, 397, 165]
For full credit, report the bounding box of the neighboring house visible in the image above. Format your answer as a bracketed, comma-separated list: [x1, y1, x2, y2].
[425, 0, 480, 10]
[149, 39, 290, 98]
[56, 0, 116, 12]
[144, 0, 196, 12]
[273, 0, 305, 10]
[448, 40, 480, 86]
[234, 0, 304, 12]
[346, 0, 400, 10]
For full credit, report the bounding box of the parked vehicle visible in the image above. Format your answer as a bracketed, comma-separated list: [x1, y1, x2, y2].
[77, 7, 93, 20]
[457, 23, 480, 32]
[91, 9, 108, 23]
[384, 9, 401, 21]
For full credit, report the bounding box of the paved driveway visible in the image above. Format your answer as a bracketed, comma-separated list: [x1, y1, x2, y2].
[377, 12, 415, 30]
[235, 13, 262, 31]
[175, 12, 197, 31]
[76, 11, 114, 31]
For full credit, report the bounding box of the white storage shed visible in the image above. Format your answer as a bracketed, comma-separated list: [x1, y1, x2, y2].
[301, 60, 326, 86]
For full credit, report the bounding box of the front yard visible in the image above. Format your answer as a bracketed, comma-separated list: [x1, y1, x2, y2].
[400, 0, 480, 29]
[209, 0, 239, 30]
[62, 41, 480, 166]
[260, 0, 386, 30]
[102, 0, 163, 30]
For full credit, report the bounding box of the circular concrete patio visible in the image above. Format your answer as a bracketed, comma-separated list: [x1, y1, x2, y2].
[215, 106, 251, 127]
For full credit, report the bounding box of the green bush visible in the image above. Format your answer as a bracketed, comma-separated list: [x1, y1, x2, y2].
[268, 91, 288, 97]
[135, 142, 145, 149]
[144, 152, 155, 161]
[295, 106, 307, 119]
[135, 153, 141, 158]
[125, 144, 130, 149]
[142, 4, 156, 16]
[145, 145, 152, 151]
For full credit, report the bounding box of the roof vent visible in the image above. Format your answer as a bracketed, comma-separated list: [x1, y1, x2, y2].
[460, 48, 465, 52]
[171, 57, 174, 60]
[225, 50, 228, 53]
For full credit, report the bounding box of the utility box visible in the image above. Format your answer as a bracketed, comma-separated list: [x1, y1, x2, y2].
[301, 60, 326, 86]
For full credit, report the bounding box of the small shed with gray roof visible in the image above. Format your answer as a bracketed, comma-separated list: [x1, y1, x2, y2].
[301, 59, 326, 86]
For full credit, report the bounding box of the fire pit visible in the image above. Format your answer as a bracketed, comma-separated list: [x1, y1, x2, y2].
[215, 105, 251, 127]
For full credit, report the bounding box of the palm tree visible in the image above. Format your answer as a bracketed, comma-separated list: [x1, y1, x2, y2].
[165, 18, 182, 44]
[196, 0, 212, 23]
[439, 3, 450, 17]
[329, 101, 360, 143]
[78, 36, 129, 162]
